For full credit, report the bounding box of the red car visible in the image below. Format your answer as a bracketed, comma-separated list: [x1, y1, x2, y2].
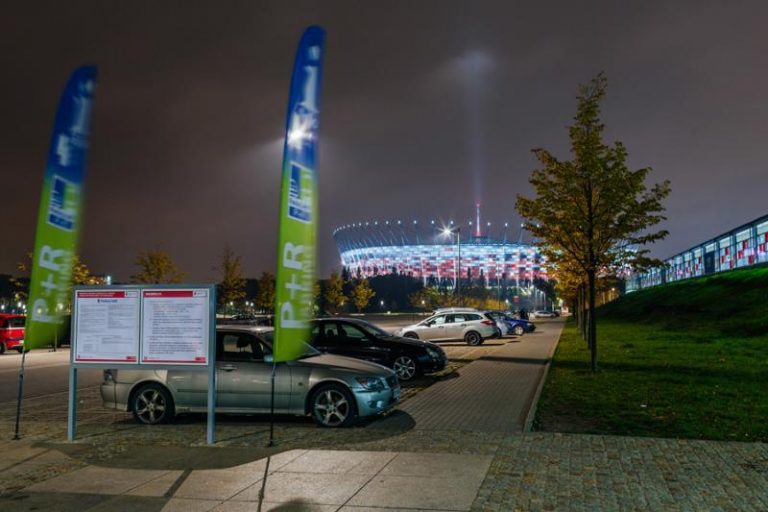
[0, 314, 25, 354]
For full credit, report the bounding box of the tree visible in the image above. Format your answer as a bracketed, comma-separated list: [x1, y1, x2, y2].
[516, 73, 670, 372]
[13, 252, 101, 307]
[216, 245, 246, 310]
[350, 278, 375, 312]
[255, 272, 276, 313]
[131, 249, 186, 284]
[11, 252, 34, 302]
[72, 255, 102, 285]
[324, 272, 346, 313]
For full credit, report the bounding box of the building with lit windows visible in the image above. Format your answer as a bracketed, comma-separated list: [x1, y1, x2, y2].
[626, 213, 768, 292]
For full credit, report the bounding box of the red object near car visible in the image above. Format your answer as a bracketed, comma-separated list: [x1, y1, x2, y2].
[0, 314, 25, 354]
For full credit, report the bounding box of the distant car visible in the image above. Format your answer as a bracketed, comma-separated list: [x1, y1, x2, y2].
[394, 311, 498, 345]
[484, 311, 536, 336]
[310, 318, 447, 381]
[532, 310, 557, 319]
[0, 314, 25, 354]
[100, 325, 400, 428]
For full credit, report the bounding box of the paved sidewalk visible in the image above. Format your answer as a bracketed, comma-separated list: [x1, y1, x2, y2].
[4, 434, 767, 511]
[379, 319, 564, 432]
[3, 319, 767, 510]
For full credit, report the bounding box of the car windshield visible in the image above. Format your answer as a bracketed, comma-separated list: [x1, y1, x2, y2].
[260, 331, 321, 358]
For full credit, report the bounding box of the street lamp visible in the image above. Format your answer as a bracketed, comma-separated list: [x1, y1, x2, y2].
[442, 226, 461, 305]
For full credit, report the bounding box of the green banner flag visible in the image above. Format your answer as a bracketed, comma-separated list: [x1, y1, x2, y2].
[273, 27, 325, 362]
[25, 67, 97, 350]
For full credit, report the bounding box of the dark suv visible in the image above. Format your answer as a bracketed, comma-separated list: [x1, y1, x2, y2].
[0, 314, 25, 354]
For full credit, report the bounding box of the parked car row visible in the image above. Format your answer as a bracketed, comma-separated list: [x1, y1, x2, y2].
[98, 309, 539, 429]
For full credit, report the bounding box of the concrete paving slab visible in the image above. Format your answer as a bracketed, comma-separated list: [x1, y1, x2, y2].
[229, 449, 309, 473]
[348, 474, 484, 511]
[380, 453, 492, 480]
[83, 494, 166, 511]
[173, 468, 264, 501]
[126, 470, 184, 497]
[213, 501, 339, 511]
[173, 449, 306, 500]
[161, 497, 221, 511]
[339, 507, 440, 512]
[0, 491, 110, 512]
[24, 466, 173, 495]
[234, 472, 372, 505]
[0, 442, 49, 471]
[278, 450, 396, 475]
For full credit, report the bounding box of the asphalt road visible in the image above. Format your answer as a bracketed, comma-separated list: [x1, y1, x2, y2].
[0, 349, 102, 403]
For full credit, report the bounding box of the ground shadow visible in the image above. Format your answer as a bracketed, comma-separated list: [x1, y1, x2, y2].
[44, 409, 417, 471]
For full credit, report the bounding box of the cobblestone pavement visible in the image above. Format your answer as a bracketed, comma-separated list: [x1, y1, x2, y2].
[2, 322, 767, 510]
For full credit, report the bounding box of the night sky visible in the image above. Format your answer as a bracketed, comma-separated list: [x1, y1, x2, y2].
[2, 1, 767, 281]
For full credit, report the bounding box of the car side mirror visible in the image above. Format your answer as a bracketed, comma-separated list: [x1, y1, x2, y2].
[264, 354, 274, 363]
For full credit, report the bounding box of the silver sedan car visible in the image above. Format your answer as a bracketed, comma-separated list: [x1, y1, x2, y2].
[100, 325, 400, 428]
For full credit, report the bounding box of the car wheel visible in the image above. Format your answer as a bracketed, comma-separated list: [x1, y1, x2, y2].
[403, 332, 418, 339]
[464, 331, 482, 346]
[513, 325, 525, 336]
[15, 347, 25, 354]
[393, 355, 418, 381]
[131, 383, 175, 425]
[311, 384, 356, 428]
[0, 343, 5, 355]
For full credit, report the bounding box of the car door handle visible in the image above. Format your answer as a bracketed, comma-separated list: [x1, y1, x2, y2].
[461, 324, 467, 326]
[221, 364, 237, 372]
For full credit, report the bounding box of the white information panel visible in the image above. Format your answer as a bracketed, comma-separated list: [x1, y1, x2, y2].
[73, 290, 140, 363]
[140, 289, 210, 365]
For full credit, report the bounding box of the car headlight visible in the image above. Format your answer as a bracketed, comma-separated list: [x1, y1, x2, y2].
[426, 347, 441, 360]
[355, 377, 386, 392]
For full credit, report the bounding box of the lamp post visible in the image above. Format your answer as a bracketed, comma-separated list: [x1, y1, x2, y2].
[443, 227, 461, 306]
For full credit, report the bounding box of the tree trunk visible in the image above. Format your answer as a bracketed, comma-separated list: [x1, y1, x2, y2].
[576, 284, 582, 332]
[580, 284, 588, 342]
[587, 269, 597, 372]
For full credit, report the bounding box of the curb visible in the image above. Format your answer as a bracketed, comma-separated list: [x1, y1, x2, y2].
[523, 320, 563, 432]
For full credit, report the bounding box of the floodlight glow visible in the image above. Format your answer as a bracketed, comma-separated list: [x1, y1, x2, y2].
[286, 115, 313, 149]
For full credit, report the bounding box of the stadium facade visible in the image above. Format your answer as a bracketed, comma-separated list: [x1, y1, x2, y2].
[626, 213, 768, 292]
[332, 220, 547, 288]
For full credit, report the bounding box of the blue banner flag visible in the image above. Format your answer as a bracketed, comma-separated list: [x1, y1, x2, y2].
[25, 66, 97, 349]
[273, 27, 325, 362]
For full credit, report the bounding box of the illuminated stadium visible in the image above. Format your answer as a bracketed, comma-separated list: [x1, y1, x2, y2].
[332, 213, 548, 289]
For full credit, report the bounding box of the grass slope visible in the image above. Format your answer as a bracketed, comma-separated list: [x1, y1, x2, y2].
[535, 266, 768, 441]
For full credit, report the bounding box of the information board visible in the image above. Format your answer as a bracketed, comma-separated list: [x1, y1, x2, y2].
[140, 289, 210, 364]
[69, 284, 216, 444]
[73, 290, 140, 363]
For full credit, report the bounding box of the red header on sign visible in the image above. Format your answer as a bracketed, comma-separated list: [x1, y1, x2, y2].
[77, 291, 126, 299]
[143, 290, 193, 298]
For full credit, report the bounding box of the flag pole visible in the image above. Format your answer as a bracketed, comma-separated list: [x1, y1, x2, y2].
[268, 360, 276, 447]
[12, 349, 27, 440]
